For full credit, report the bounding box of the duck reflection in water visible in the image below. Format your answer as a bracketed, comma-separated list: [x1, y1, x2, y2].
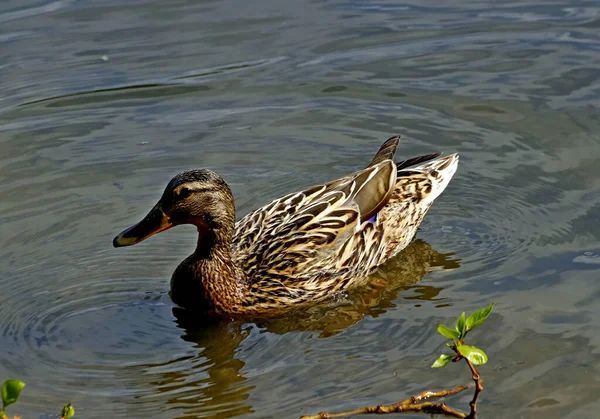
[124, 240, 459, 418]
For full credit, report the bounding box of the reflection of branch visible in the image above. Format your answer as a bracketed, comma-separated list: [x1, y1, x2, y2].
[300, 384, 472, 419]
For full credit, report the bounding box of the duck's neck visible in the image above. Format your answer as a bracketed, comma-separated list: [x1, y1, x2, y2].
[171, 224, 247, 315]
[193, 225, 230, 259]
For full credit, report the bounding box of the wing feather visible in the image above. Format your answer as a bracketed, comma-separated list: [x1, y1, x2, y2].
[367, 135, 400, 167]
[233, 161, 396, 283]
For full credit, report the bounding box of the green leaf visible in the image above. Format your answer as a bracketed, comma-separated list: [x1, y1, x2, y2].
[431, 354, 453, 368]
[466, 303, 495, 331]
[2, 379, 25, 408]
[458, 345, 488, 365]
[455, 312, 466, 338]
[62, 403, 75, 419]
[437, 324, 460, 340]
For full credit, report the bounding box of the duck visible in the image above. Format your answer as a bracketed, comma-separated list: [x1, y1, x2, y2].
[113, 135, 458, 317]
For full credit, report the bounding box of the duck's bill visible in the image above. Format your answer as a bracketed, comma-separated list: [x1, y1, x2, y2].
[113, 204, 173, 247]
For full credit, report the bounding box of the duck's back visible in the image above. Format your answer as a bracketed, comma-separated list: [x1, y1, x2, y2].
[230, 136, 458, 304]
[232, 160, 396, 289]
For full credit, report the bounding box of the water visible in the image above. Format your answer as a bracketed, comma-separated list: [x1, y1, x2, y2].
[1, 1, 600, 418]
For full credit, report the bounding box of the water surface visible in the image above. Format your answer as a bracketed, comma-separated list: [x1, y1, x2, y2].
[1, 1, 600, 418]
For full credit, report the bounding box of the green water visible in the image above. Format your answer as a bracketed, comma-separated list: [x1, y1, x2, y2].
[1, 1, 599, 418]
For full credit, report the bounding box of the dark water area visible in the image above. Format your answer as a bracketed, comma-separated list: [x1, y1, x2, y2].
[1, 1, 599, 418]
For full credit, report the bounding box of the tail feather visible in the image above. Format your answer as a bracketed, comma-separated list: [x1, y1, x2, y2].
[397, 153, 459, 207]
[378, 153, 459, 259]
[395, 152, 442, 172]
[429, 153, 459, 202]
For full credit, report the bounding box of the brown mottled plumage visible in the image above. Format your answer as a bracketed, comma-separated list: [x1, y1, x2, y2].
[113, 135, 458, 317]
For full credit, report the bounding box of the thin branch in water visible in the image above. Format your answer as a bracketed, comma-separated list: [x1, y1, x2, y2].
[407, 384, 473, 405]
[300, 303, 495, 419]
[299, 384, 472, 419]
[465, 360, 483, 419]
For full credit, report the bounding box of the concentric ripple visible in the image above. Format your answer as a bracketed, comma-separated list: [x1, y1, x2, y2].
[3, 252, 173, 375]
[2, 0, 600, 418]
[419, 143, 567, 286]
[0, 247, 260, 417]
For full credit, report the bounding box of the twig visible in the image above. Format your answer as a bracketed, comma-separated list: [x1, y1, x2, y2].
[299, 384, 471, 419]
[464, 360, 483, 419]
[407, 384, 473, 404]
[300, 301, 493, 419]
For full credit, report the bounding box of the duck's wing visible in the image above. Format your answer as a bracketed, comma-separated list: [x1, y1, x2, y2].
[367, 135, 400, 167]
[233, 159, 397, 283]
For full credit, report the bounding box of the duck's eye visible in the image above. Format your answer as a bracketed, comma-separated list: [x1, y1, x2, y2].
[178, 187, 191, 198]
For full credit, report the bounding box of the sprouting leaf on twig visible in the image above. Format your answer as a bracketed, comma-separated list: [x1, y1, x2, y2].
[455, 312, 466, 339]
[437, 324, 460, 340]
[431, 354, 454, 368]
[1, 379, 25, 408]
[466, 303, 494, 332]
[61, 403, 75, 419]
[457, 345, 488, 365]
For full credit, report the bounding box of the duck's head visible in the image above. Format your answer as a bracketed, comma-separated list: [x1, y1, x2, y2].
[113, 169, 235, 248]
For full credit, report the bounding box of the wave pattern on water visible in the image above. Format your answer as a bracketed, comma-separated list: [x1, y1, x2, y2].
[1, 0, 600, 418]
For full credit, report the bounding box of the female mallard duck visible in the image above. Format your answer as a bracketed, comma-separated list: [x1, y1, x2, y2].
[113, 135, 458, 316]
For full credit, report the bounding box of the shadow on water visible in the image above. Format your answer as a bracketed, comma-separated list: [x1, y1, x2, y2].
[125, 239, 459, 418]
